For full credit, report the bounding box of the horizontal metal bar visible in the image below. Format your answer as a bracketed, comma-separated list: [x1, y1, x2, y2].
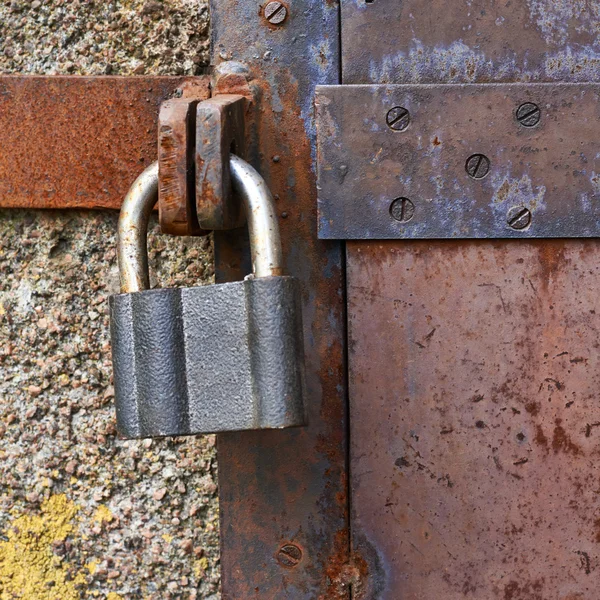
[0, 76, 209, 210]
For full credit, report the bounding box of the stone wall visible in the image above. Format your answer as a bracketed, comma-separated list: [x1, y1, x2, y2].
[0, 2, 220, 598]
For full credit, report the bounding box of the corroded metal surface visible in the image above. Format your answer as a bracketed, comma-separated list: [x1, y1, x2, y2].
[316, 83, 600, 239]
[347, 240, 600, 598]
[342, 0, 600, 84]
[0, 76, 208, 210]
[196, 95, 247, 231]
[211, 0, 350, 597]
[158, 98, 203, 236]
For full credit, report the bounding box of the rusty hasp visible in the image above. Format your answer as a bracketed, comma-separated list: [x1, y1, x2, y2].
[195, 95, 247, 231]
[158, 97, 206, 236]
[0, 76, 209, 210]
[316, 83, 600, 239]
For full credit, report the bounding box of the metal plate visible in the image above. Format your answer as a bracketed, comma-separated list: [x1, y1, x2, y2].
[347, 239, 600, 598]
[317, 83, 600, 239]
[0, 76, 208, 210]
[341, 0, 600, 85]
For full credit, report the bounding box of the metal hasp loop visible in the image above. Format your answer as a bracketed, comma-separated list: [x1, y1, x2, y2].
[118, 155, 282, 293]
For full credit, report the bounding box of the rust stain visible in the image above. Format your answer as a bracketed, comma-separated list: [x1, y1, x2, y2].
[534, 424, 549, 450]
[551, 418, 582, 456]
[503, 579, 544, 600]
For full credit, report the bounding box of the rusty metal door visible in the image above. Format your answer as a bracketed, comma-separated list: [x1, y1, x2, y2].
[336, 1, 600, 598]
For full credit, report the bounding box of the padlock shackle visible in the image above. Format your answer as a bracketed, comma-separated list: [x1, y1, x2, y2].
[118, 155, 283, 293]
[230, 154, 283, 279]
[118, 161, 159, 294]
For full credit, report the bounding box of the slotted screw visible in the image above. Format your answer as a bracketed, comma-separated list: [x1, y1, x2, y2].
[507, 206, 532, 230]
[386, 106, 410, 131]
[390, 197, 415, 223]
[277, 544, 302, 568]
[466, 154, 491, 180]
[264, 1, 288, 24]
[516, 102, 541, 127]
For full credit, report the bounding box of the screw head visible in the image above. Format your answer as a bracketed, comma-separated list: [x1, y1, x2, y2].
[390, 197, 415, 223]
[264, 1, 288, 24]
[465, 154, 491, 180]
[507, 206, 532, 230]
[386, 106, 410, 132]
[516, 102, 541, 127]
[277, 544, 302, 568]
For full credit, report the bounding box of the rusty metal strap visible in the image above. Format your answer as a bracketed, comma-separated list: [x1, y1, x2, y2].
[0, 76, 209, 210]
[316, 83, 600, 240]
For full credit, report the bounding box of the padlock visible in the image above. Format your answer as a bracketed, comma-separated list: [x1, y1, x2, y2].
[109, 155, 307, 438]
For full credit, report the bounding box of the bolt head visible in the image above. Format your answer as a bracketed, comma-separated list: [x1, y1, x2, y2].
[507, 206, 532, 230]
[264, 1, 288, 24]
[465, 154, 491, 180]
[386, 106, 410, 132]
[390, 197, 415, 223]
[516, 102, 541, 127]
[277, 543, 302, 567]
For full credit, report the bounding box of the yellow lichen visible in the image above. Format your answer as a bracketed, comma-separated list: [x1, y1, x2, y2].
[107, 593, 123, 600]
[93, 505, 114, 524]
[87, 561, 98, 575]
[0, 494, 87, 599]
[194, 556, 209, 579]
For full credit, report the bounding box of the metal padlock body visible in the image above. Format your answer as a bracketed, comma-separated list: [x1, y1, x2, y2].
[110, 276, 305, 438]
[110, 155, 307, 439]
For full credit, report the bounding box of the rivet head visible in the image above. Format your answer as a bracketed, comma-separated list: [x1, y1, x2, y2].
[516, 102, 541, 127]
[386, 106, 410, 132]
[390, 197, 415, 223]
[277, 543, 302, 568]
[507, 206, 532, 230]
[264, 1, 288, 24]
[465, 154, 491, 180]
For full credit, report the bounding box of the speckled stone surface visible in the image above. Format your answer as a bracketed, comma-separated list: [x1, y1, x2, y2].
[0, 0, 209, 76]
[0, 2, 220, 598]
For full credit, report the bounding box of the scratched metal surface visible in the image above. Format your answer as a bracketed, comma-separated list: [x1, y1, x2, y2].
[0, 76, 207, 210]
[348, 240, 600, 599]
[211, 0, 351, 598]
[316, 83, 600, 239]
[341, 0, 600, 85]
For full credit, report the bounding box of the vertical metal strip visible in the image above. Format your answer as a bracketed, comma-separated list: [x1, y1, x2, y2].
[210, 1, 350, 598]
